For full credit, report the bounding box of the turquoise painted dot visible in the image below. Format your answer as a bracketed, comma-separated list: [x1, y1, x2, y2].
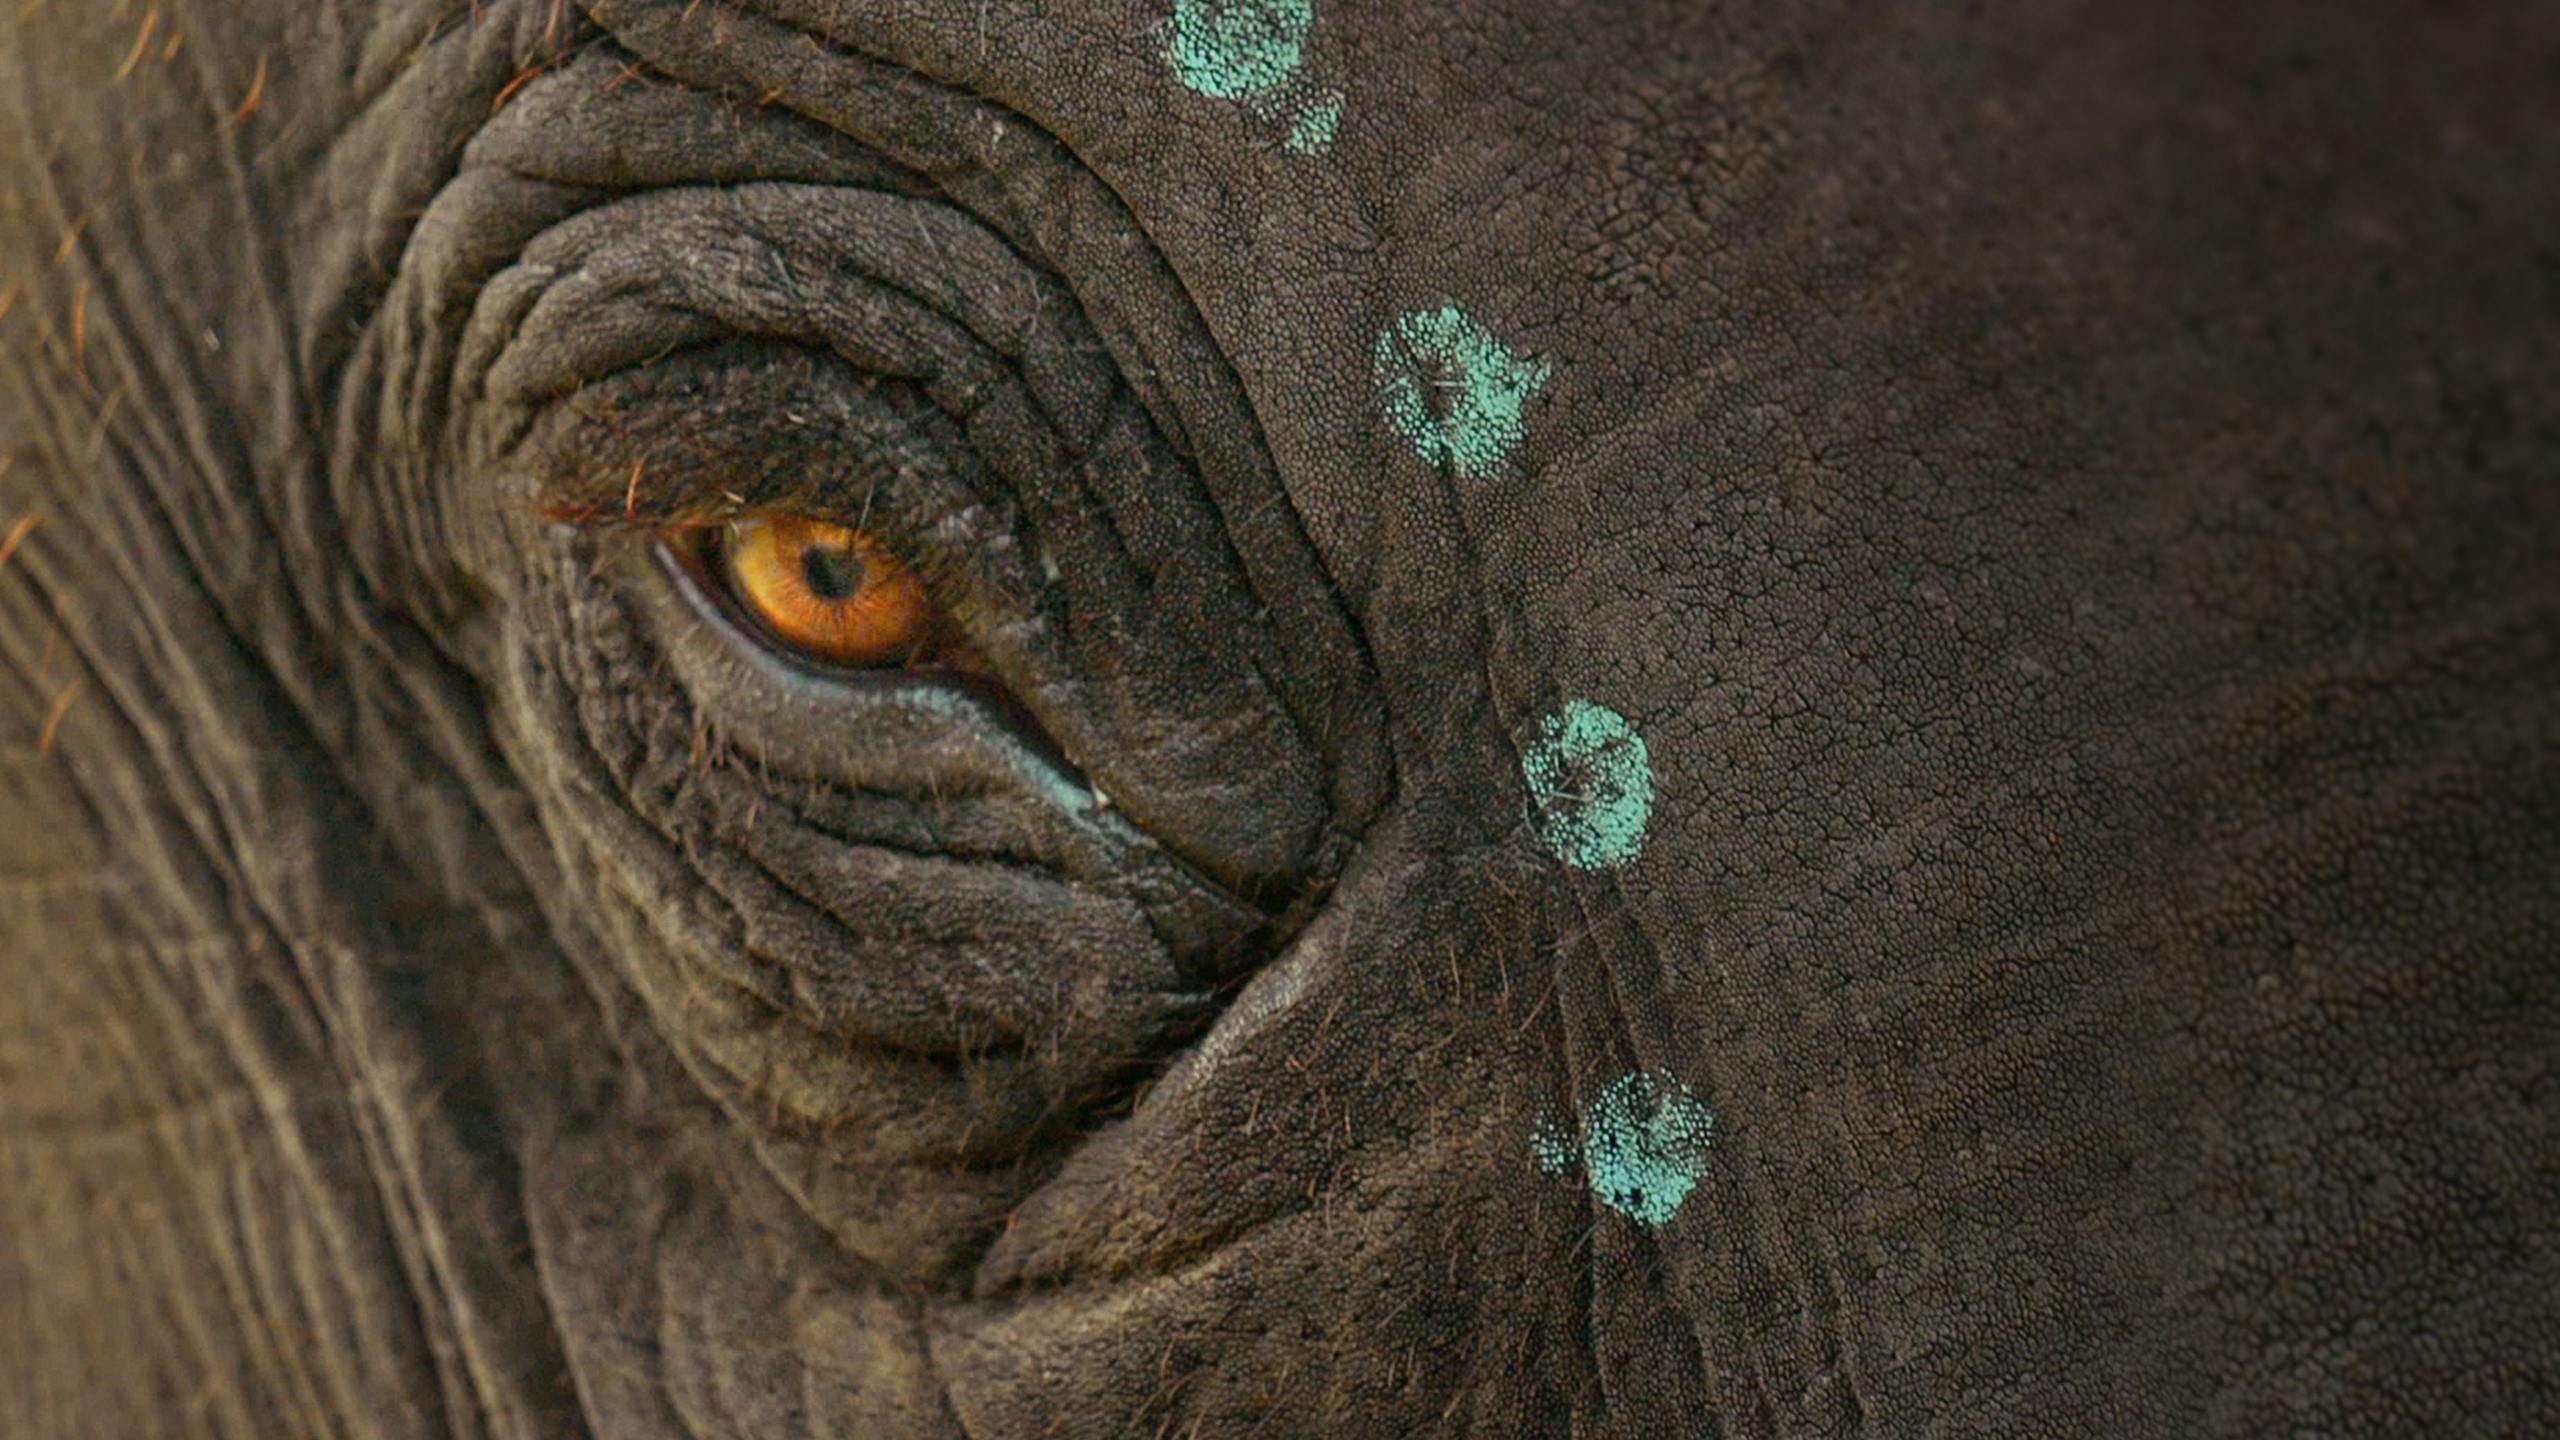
[1373, 306, 1551, 479]
[1530, 1114, 1578, 1177]
[1286, 91, 1342, 154]
[1521, 700, 1652, 870]
[1168, 0, 1311, 100]
[1581, 1070, 1715, 1227]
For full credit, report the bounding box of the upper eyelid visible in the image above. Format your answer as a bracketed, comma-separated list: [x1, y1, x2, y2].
[515, 338, 1005, 545]
[468, 183, 1113, 447]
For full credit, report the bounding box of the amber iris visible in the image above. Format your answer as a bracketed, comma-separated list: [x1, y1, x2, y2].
[716, 514, 938, 667]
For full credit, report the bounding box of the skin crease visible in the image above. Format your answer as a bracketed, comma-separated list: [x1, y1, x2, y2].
[1, 0, 2557, 1435]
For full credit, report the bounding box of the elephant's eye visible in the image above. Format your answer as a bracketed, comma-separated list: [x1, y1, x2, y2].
[685, 513, 949, 669]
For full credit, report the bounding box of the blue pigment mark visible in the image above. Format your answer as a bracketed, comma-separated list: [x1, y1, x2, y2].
[897, 687, 1102, 817]
[1373, 306, 1551, 479]
[1530, 1112, 1578, 1177]
[1168, 0, 1312, 99]
[1286, 90, 1342, 154]
[1521, 700, 1652, 870]
[1585, 1071, 1715, 1226]
[1534, 1070, 1714, 1227]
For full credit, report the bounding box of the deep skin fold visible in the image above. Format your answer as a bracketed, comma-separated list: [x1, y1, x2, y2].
[3, 1, 2559, 1437]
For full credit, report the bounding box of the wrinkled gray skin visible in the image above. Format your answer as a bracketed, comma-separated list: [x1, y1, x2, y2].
[3, 0, 2557, 1434]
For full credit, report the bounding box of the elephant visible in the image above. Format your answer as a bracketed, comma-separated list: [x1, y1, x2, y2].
[2, 0, 2555, 1432]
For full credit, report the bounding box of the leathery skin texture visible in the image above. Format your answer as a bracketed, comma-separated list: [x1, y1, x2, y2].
[1, 0, 2555, 1434]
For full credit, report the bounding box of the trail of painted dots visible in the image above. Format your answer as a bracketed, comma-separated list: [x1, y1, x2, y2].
[1367, 303, 1702, 1222]
[1162, 0, 1706, 1225]
[1364, 302, 1703, 1221]
[1520, 699, 1705, 1225]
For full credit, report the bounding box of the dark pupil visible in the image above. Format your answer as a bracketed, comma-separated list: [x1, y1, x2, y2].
[799, 543, 864, 602]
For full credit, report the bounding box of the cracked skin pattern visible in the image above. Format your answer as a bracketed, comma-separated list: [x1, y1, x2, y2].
[2, 0, 2558, 1436]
